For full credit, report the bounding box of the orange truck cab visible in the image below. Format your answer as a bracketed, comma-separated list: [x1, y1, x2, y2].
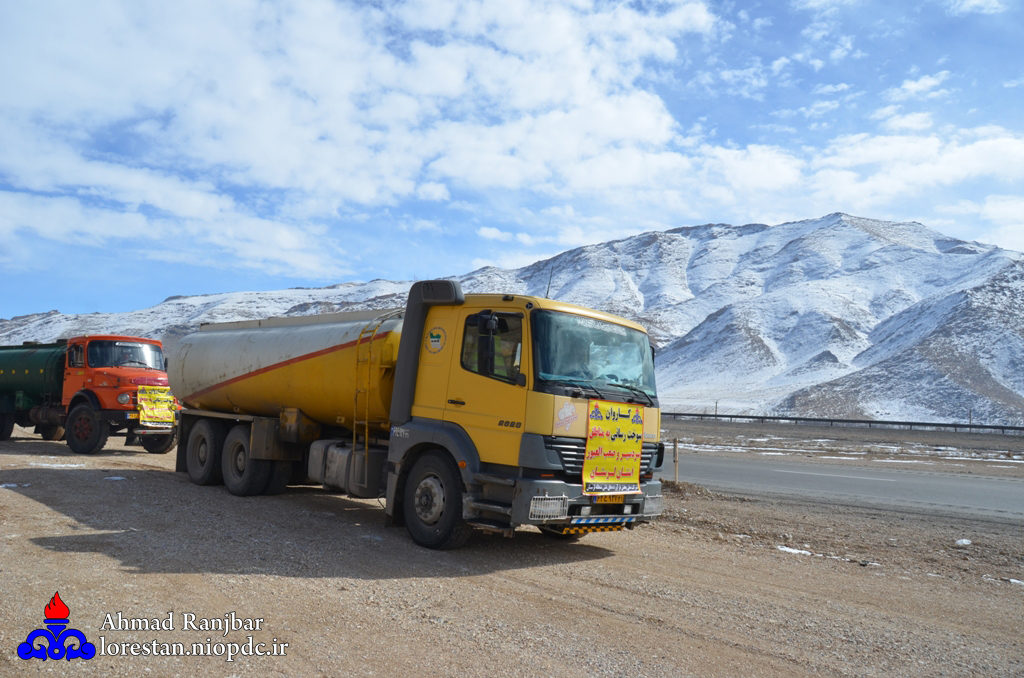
[0, 335, 178, 454]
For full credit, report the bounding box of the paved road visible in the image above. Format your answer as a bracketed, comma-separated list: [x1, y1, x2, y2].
[661, 455, 1024, 521]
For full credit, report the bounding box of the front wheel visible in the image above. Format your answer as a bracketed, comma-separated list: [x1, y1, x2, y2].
[66, 404, 109, 454]
[402, 451, 473, 550]
[140, 428, 177, 454]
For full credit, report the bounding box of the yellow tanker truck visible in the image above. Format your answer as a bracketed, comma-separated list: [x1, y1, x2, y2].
[169, 280, 664, 549]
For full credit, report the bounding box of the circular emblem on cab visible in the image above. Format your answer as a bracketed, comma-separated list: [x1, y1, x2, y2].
[425, 327, 446, 354]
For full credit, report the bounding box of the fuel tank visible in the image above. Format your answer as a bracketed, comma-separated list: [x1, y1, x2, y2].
[168, 309, 404, 431]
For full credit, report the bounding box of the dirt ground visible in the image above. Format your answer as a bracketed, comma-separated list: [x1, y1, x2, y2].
[1, 424, 1022, 677]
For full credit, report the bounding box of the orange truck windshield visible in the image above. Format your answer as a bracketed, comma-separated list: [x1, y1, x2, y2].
[86, 340, 164, 370]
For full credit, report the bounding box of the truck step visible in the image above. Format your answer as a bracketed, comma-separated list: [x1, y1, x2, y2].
[471, 473, 516, 487]
[466, 499, 513, 516]
[466, 519, 514, 538]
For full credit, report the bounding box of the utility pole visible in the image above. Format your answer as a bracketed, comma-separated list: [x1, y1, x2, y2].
[673, 438, 679, 483]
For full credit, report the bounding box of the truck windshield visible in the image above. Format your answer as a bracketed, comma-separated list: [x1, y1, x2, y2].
[87, 340, 164, 370]
[532, 310, 657, 400]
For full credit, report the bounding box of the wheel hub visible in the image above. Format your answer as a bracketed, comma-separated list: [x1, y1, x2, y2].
[413, 476, 445, 524]
[73, 417, 93, 441]
[233, 446, 246, 473]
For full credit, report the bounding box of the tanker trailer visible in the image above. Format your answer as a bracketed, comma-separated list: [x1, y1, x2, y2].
[171, 279, 665, 549]
[0, 336, 178, 454]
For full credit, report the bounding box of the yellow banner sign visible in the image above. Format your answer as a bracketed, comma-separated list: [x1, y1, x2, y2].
[583, 400, 643, 495]
[137, 386, 176, 426]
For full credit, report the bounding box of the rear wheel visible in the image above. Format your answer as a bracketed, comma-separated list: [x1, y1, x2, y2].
[0, 413, 14, 441]
[140, 428, 177, 454]
[222, 425, 272, 496]
[186, 420, 226, 485]
[35, 424, 65, 441]
[262, 461, 292, 496]
[66, 404, 109, 454]
[403, 451, 473, 550]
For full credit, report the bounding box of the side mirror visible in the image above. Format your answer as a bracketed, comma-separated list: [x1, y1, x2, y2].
[516, 373, 526, 387]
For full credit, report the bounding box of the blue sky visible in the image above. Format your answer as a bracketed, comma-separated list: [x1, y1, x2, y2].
[2, 0, 1022, 317]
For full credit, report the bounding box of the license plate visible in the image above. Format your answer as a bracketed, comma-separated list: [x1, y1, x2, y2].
[126, 412, 139, 419]
[595, 494, 624, 504]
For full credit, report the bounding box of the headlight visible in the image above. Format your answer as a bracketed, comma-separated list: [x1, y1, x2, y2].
[117, 393, 132, 405]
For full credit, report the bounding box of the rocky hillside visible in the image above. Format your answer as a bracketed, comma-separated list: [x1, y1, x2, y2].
[3, 213, 1021, 424]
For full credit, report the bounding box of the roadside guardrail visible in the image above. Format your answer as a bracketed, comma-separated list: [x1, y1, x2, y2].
[662, 412, 1024, 437]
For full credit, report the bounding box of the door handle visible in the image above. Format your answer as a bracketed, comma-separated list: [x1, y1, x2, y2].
[447, 399, 466, 406]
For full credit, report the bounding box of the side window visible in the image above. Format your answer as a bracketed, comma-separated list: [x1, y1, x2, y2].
[68, 345, 84, 368]
[461, 313, 523, 384]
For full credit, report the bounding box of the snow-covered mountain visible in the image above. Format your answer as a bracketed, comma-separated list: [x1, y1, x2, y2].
[3, 213, 1022, 424]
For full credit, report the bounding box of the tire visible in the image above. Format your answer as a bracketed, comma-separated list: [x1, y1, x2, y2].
[539, 526, 585, 542]
[65, 404, 110, 454]
[35, 425, 65, 441]
[402, 451, 473, 550]
[222, 425, 272, 497]
[0, 413, 14, 441]
[140, 428, 177, 454]
[186, 419, 226, 486]
[262, 461, 292, 496]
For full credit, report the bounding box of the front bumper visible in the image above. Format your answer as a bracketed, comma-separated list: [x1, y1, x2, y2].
[98, 409, 177, 431]
[511, 478, 663, 528]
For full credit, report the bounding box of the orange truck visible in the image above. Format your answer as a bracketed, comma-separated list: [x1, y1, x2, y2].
[0, 335, 178, 454]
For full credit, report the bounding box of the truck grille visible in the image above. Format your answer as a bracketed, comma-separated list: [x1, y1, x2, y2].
[543, 436, 657, 477]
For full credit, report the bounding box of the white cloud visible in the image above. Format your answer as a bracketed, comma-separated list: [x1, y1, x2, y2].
[791, 0, 860, 9]
[814, 83, 851, 95]
[478, 226, 514, 242]
[808, 128, 1024, 208]
[947, 0, 1007, 15]
[0, 0, 719, 278]
[771, 57, 792, 74]
[884, 71, 952, 101]
[701, 145, 805, 194]
[829, 36, 854, 61]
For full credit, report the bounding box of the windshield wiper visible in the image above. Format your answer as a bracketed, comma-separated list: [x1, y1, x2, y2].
[546, 378, 611, 401]
[599, 381, 655, 406]
[120, 360, 153, 368]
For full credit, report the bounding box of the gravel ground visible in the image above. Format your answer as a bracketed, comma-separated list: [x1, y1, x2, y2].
[1, 424, 1022, 677]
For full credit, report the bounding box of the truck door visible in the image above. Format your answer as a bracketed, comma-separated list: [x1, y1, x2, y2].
[443, 307, 528, 467]
[62, 341, 87, 403]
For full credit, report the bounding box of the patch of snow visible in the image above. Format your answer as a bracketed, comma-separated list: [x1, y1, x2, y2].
[104, 476, 127, 481]
[29, 463, 84, 468]
[776, 545, 812, 555]
[874, 459, 934, 464]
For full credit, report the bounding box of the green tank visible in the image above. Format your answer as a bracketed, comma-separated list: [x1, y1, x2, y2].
[0, 341, 67, 414]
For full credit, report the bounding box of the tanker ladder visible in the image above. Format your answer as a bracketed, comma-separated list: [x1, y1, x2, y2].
[353, 310, 402, 495]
